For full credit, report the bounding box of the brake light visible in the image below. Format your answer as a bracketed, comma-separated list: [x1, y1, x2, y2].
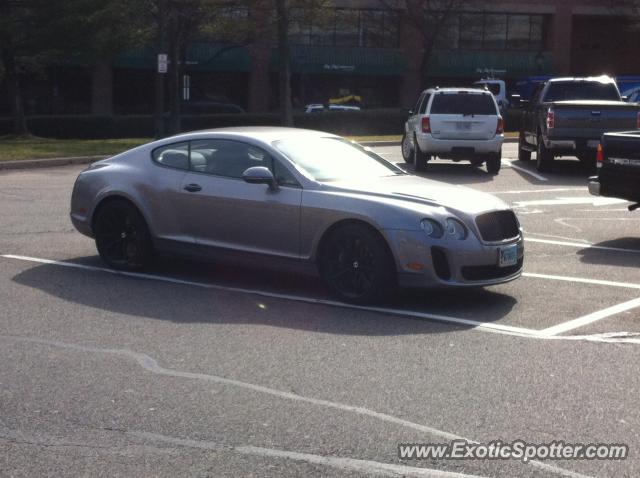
[547, 109, 555, 129]
[421, 117, 431, 133]
[496, 116, 504, 135]
[596, 143, 604, 168]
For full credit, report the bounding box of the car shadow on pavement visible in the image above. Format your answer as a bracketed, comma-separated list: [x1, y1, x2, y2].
[11, 255, 518, 336]
[577, 237, 640, 268]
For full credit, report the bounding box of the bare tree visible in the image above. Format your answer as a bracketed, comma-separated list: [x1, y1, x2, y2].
[379, 0, 471, 88]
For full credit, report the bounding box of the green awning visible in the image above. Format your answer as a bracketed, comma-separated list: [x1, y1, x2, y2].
[272, 45, 406, 76]
[427, 50, 553, 78]
[115, 42, 251, 72]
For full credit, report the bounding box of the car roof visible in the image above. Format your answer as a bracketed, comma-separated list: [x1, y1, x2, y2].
[157, 127, 341, 146]
[423, 87, 491, 95]
[547, 75, 616, 84]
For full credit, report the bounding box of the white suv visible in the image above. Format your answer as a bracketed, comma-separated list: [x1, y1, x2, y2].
[402, 87, 504, 174]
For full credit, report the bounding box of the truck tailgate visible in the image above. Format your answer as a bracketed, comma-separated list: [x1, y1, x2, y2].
[550, 100, 639, 140]
[599, 131, 640, 202]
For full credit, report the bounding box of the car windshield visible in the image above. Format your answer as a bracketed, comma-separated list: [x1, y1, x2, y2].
[544, 81, 620, 102]
[273, 137, 405, 182]
[430, 93, 497, 115]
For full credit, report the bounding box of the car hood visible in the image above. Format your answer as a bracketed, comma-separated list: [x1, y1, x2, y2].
[322, 175, 508, 215]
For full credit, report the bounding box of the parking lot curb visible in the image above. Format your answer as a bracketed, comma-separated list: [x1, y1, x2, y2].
[0, 155, 107, 171]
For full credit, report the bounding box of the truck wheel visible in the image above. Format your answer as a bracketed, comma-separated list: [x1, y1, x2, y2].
[518, 131, 531, 161]
[486, 152, 501, 175]
[413, 134, 430, 171]
[536, 134, 553, 173]
[401, 133, 414, 164]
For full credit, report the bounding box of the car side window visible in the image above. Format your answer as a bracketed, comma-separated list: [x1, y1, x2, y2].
[189, 139, 300, 187]
[419, 93, 432, 114]
[152, 142, 190, 170]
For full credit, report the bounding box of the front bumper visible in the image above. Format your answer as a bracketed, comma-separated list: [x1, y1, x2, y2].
[415, 133, 503, 156]
[386, 229, 524, 288]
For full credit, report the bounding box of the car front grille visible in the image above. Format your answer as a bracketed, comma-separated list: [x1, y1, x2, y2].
[475, 210, 520, 242]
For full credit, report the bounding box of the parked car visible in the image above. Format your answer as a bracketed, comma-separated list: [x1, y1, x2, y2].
[621, 86, 640, 103]
[402, 88, 504, 174]
[589, 131, 640, 208]
[70, 127, 523, 304]
[304, 104, 361, 113]
[518, 76, 640, 172]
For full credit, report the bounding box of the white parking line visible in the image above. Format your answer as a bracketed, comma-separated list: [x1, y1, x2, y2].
[3, 253, 640, 345]
[540, 297, 640, 336]
[503, 161, 548, 182]
[525, 237, 640, 254]
[0, 254, 541, 338]
[523, 272, 640, 290]
[514, 197, 627, 207]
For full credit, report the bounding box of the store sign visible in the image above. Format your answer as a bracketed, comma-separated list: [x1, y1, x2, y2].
[323, 64, 355, 72]
[158, 54, 168, 74]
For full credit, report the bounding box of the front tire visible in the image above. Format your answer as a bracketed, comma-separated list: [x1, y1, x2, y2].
[401, 132, 414, 164]
[94, 199, 153, 271]
[319, 223, 395, 304]
[536, 133, 553, 173]
[486, 152, 501, 175]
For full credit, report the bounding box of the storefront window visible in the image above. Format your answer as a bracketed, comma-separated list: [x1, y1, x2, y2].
[507, 15, 531, 50]
[484, 14, 507, 49]
[459, 14, 484, 49]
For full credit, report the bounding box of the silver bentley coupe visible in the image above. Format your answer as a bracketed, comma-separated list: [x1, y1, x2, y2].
[70, 127, 524, 304]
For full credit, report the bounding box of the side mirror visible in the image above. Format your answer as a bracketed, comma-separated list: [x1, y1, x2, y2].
[242, 166, 278, 190]
[407, 109, 413, 116]
[621, 95, 629, 102]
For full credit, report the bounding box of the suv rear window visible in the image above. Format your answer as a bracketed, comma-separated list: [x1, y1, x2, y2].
[430, 93, 497, 115]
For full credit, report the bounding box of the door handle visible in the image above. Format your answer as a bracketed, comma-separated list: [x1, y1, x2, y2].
[184, 183, 202, 192]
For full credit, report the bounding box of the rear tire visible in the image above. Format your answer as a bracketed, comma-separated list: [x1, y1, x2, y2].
[401, 132, 414, 164]
[318, 223, 395, 304]
[486, 152, 501, 175]
[94, 199, 153, 271]
[413, 134, 430, 171]
[518, 131, 531, 161]
[536, 133, 553, 173]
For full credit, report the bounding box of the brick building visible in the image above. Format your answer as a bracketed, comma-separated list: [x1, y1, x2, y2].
[2, 0, 638, 116]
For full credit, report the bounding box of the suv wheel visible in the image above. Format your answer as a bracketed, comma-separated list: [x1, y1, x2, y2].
[413, 134, 430, 171]
[518, 131, 531, 161]
[401, 132, 414, 164]
[536, 133, 553, 172]
[486, 152, 501, 175]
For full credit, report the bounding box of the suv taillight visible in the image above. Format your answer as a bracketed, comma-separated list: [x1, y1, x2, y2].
[547, 109, 555, 129]
[496, 116, 504, 135]
[596, 143, 604, 168]
[421, 117, 431, 133]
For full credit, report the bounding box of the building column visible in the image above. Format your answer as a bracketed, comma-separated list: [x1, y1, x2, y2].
[551, 2, 574, 76]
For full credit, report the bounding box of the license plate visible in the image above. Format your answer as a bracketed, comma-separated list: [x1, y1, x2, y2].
[498, 244, 518, 268]
[456, 122, 472, 131]
[587, 140, 600, 148]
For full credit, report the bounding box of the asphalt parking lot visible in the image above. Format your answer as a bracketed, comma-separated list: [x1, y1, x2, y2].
[2, 143, 640, 477]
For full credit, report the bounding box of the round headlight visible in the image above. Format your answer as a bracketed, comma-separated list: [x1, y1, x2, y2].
[445, 218, 468, 240]
[420, 219, 443, 238]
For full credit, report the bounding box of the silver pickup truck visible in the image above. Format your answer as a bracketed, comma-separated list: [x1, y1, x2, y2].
[518, 76, 640, 172]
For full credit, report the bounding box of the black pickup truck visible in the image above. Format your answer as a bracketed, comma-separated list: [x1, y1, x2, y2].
[518, 76, 640, 172]
[589, 131, 640, 209]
